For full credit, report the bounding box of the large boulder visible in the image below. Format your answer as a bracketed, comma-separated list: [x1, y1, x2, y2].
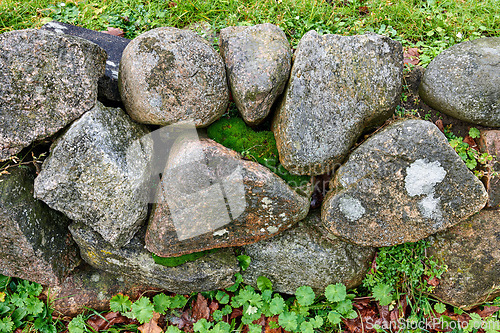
[0, 167, 80, 286]
[219, 24, 291, 125]
[0, 29, 106, 161]
[322, 119, 488, 247]
[478, 130, 500, 209]
[119, 27, 229, 127]
[145, 138, 310, 257]
[419, 37, 500, 127]
[272, 31, 402, 175]
[427, 210, 500, 309]
[34, 102, 153, 248]
[242, 211, 375, 295]
[69, 223, 239, 294]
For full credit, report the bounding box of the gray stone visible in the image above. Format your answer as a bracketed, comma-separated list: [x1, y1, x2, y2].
[41, 21, 131, 103]
[0, 167, 80, 286]
[427, 210, 500, 310]
[69, 223, 239, 294]
[0, 29, 106, 161]
[119, 27, 229, 127]
[145, 138, 310, 257]
[34, 102, 153, 248]
[220, 24, 291, 125]
[322, 119, 488, 247]
[478, 130, 500, 209]
[272, 31, 402, 175]
[419, 37, 500, 127]
[242, 211, 375, 295]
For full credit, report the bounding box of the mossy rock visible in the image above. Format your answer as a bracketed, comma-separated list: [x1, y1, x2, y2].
[152, 249, 220, 267]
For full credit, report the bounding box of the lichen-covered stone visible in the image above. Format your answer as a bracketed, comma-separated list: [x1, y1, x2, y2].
[419, 37, 500, 127]
[145, 138, 310, 257]
[119, 27, 229, 127]
[69, 223, 239, 294]
[322, 119, 488, 247]
[273, 31, 402, 175]
[478, 130, 500, 209]
[0, 29, 106, 161]
[242, 211, 375, 295]
[427, 210, 500, 309]
[34, 102, 153, 248]
[219, 24, 291, 125]
[45, 265, 162, 317]
[0, 167, 80, 286]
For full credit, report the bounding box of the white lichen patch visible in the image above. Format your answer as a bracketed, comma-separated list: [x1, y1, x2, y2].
[267, 226, 279, 234]
[213, 229, 229, 237]
[262, 197, 272, 205]
[405, 159, 446, 197]
[339, 196, 365, 221]
[106, 60, 117, 68]
[419, 194, 443, 221]
[91, 273, 100, 282]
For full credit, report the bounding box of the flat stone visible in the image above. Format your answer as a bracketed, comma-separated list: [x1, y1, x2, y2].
[427, 210, 500, 309]
[45, 264, 162, 317]
[242, 211, 375, 295]
[34, 102, 153, 248]
[0, 29, 106, 161]
[272, 31, 402, 175]
[69, 223, 239, 294]
[220, 24, 291, 125]
[478, 130, 500, 209]
[119, 27, 229, 127]
[0, 167, 80, 286]
[419, 37, 500, 127]
[41, 21, 131, 103]
[145, 138, 310, 257]
[322, 119, 488, 247]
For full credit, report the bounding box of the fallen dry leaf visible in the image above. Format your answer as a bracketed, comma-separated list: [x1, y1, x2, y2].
[101, 27, 125, 37]
[87, 311, 132, 332]
[463, 135, 479, 151]
[358, 6, 369, 15]
[191, 293, 210, 321]
[474, 306, 500, 318]
[436, 119, 445, 133]
[404, 47, 420, 66]
[138, 312, 163, 333]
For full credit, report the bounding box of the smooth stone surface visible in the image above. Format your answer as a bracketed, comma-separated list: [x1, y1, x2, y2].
[0, 29, 106, 161]
[45, 264, 162, 317]
[0, 167, 80, 286]
[419, 37, 500, 127]
[322, 119, 488, 247]
[34, 102, 153, 248]
[220, 23, 291, 125]
[273, 31, 402, 175]
[427, 210, 500, 309]
[41, 20, 131, 103]
[145, 138, 310, 257]
[242, 211, 375, 295]
[69, 223, 239, 294]
[478, 130, 500, 209]
[119, 27, 229, 127]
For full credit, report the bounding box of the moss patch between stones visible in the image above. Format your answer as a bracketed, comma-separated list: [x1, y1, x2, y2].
[152, 248, 220, 267]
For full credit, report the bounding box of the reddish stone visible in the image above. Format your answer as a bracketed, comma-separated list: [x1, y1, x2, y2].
[478, 130, 500, 209]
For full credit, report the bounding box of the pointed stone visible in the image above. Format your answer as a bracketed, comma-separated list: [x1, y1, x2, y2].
[478, 130, 500, 209]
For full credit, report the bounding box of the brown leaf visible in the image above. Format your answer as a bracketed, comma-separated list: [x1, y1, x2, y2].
[191, 293, 210, 322]
[101, 27, 125, 37]
[87, 312, 133, 332]
[463, 135, 479, 151]
[138, 312, 163, 333]
[436, 119, 445, 133]
[208, 300, 219, 315]
[168, 2, 177, 7]
[424, 275, 441, 287]
[358, 6, 369, 15]
[230, 307, 243, 320]
[265, 316, 283, 333]
[475, 306, 500, 318]
[404, 47, 420, 66]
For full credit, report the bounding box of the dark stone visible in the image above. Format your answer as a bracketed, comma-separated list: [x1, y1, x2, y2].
[478, 130, 500, 209]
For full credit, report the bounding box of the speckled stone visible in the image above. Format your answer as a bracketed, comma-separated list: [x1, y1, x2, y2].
[0, 29, 106, 161]
[273, 31, 402, 175]
[119, 27, 229, 127]
[242, 211, 375, 295]
[420, 37, 500, 127]
[322, 119, 488, 247]
[478, 130, 500, 209]
[145, 138, 310, 257]
[427, 210, 500, 310]
[69, 223, 239, 294]
[219, 24, 291, 125]
[34, 102, 153, 248]
[0, 167, 80, 286]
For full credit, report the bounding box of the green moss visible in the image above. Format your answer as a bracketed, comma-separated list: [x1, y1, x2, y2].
[207, 110, 309, 187]
[152, 248, 220, 267]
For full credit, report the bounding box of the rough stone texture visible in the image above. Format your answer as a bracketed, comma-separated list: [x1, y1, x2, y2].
[219, 24, 291, 125]
[119, 27, 229, 127]
[34, 102, 153, 248]
[0, 29, 106, 162]
[69, 223, 239, 294]
[478, 130, 500, 209]
[45, 264, 162, 317]
[41, 21, 131, 103]
[242, 211, 375, 295]
[427, 210, 500, 309]
[145, 138, 310, 257]
[272, 31, 402, 175]
[0, 167, 80, 286]
[419, 37, 500, 127]
[322, 119, 488, 247]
